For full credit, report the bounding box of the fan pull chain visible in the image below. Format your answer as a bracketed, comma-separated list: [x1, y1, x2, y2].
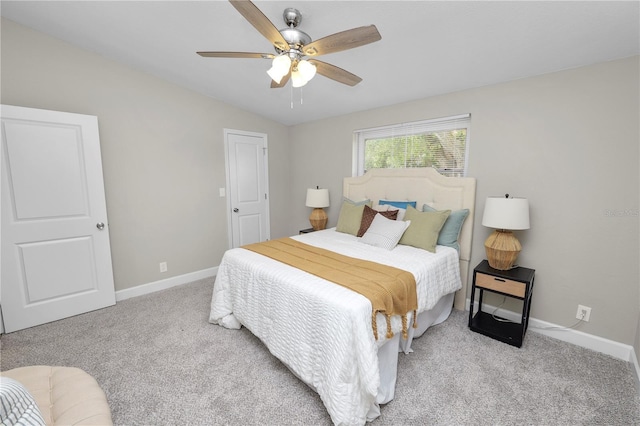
[289, 87, 305, 109]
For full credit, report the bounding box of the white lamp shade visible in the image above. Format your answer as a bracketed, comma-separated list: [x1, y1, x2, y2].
[291, 69, 307, 88]
[297, 60, 317, 81]
[482, 196, 530, 230]
[267, 66, 285, 84]
[267, 54, 291, 83]
[292, 60, 317, 88]
[306, 188, 330, 208]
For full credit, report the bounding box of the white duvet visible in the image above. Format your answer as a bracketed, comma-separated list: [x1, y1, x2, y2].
[209, 228, 461, 425]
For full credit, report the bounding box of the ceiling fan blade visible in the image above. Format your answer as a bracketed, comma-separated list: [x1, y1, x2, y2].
[197, 51, 274, 59]
[302, 25, 381, 57]
[309, 60, 362, 86]
[229, 0, 289, 51]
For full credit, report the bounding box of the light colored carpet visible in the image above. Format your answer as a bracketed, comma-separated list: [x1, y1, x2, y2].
[1, 277, 638, 425]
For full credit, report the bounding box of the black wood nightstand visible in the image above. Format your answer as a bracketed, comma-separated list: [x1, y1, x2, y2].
[468, 260, 535, 347]
[299, 228, 315, 234]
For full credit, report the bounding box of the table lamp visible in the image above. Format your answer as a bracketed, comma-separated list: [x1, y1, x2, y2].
[306, 187, 330, 230]
[482, 194, 530, 270]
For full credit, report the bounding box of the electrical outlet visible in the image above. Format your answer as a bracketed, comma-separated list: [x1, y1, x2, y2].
[576, 304, 591, 322]
[159, 262, 167, 273]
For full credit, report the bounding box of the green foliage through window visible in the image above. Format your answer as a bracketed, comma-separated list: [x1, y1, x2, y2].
[364, 129, 467, 177]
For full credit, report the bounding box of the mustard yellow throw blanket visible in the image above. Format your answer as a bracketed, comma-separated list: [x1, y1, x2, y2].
[243, 237, 417, 340]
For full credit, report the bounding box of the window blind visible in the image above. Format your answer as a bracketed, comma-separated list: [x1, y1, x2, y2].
[353, 114, 471, 177]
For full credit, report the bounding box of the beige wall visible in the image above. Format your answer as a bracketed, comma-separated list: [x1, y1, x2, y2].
[1, 19, 291, 291]
[289, 56, 640, 345]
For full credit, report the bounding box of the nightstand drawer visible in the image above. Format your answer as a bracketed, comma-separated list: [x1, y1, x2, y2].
[475, 273, 526, 298]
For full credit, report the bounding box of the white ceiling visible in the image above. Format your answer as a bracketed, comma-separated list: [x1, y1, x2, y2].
[2, 1, 639, 126]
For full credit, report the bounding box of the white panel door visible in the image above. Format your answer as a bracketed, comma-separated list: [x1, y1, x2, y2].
[1, 105, 115, 333]
[225, 129, 270, 248]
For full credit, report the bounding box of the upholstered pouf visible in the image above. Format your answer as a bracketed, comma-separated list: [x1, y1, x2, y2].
[1, 366, 113, 425]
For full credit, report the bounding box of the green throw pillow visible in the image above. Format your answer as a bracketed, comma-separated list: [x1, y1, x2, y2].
[336, 199, 372, 235]
[399, 205, 450, 253]
[423, 205, 470, 252]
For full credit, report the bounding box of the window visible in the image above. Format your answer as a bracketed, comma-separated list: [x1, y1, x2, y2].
[353, 114, 471, 177]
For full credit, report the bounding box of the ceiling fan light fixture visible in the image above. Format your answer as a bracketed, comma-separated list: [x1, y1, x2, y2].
[267, 54, 291, 83]
[267, 67, 285, 84]
[297, 60, 317, 81]
[291, 69, 307, 88]
[291, 60, 316, 88]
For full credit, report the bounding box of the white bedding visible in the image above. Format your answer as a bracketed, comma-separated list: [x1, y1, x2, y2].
[209, 228, 461, 425]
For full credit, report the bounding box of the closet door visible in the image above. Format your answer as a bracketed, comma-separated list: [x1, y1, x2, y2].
[1, 105, 115, 333]
[225, 129, 270, 248]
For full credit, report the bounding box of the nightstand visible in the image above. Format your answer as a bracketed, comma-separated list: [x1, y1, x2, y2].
[468, 260, 535, 347]
[299, 228, 315, 234]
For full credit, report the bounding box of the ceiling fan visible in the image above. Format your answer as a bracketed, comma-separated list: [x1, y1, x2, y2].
[197, 0, 382, 88]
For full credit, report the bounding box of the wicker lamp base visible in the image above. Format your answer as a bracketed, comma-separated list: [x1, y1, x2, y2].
[309, 208, 328, 231]
[484, 229, 522, 270]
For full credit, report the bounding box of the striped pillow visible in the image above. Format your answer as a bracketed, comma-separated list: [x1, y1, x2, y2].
[360, 214, 410, 250]
[0, 377, 45, 425]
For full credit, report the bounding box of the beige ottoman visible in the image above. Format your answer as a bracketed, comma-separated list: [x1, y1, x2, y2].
[1, 366, 113, 425]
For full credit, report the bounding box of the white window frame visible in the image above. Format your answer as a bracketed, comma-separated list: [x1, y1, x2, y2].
[353, 114, 471, 176]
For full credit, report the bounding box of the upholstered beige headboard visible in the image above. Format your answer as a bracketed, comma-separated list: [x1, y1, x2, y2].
[343, 168, 477, 310]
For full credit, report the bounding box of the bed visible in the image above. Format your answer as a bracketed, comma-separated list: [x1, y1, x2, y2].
[210, 168, 476, 425]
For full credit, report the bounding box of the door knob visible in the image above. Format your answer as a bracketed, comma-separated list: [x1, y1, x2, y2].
[233, 208, 239, 213]
[96, 222, 105, 230]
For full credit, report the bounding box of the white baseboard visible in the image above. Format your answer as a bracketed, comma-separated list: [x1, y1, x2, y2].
[466, 299, 634, 362]
[115, 267, 218, 301]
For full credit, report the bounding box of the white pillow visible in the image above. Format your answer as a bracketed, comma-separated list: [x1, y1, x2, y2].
[360, 214, 410, 250]
[0, 376, 46, 425]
